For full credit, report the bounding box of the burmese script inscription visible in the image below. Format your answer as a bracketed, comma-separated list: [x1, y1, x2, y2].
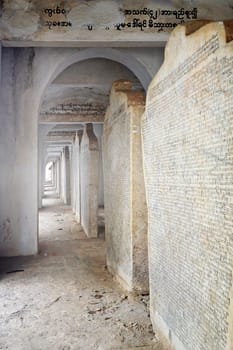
[142, 24, 233, 350]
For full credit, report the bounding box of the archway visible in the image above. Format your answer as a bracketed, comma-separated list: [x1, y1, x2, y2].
[37, 50, 151, 237]
[37, 52, 149, 292]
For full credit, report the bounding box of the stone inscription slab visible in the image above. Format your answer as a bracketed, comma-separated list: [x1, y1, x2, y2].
[103, 81, 147, 291]
[142, 22, 233, 350]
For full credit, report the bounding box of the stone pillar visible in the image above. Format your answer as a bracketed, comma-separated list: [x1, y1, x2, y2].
[80, 124, 99, 237]
[103, 80, 148, 293]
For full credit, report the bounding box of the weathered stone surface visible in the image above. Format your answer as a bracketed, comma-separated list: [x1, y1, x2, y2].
[142, 21, 233, 350]
[1, 1, 233, 46]
[80, 124, 99, 238]
[103, 80, 148, 292]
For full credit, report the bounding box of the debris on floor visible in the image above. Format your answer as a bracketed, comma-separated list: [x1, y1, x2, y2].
[0, 198, 167, 350]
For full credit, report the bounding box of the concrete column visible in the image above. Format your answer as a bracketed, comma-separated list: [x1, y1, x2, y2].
[38, 152, 43, 209]
[69, 145, 73, 205]
[0, 48, 38, 256]
[60, 151, 65, 202]
[70, 145, 74, 211]
[50, 162, 53, 187]
[75, 131, 83, 223]
[64, 146, 71, 205]
[80, 124, 99, 237]
[38, 125, 53, 209]
[51, 162, 54, 186]
[38, 143, 47, 209]
[56, 158, 61, 196]
[72, 139, 77, 214]
[52, 161, 56, 188]
[38, 145, 43, 209]
[93, 124, 104, 207]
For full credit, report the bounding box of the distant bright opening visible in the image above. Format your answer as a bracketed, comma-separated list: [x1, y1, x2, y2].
[45, 161, 53, 183]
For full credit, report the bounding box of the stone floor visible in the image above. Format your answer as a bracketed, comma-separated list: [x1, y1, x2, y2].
[0, 196, 166, 350]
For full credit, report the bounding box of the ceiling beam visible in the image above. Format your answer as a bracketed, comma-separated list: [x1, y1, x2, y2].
[39, 113, 104, 123]
[48, 131, 76, 137]
[1, 39, 167, 48]
[45, 136, 74, 142]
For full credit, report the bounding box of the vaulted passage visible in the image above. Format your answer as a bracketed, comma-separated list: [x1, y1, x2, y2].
[0, 6, 233, 350]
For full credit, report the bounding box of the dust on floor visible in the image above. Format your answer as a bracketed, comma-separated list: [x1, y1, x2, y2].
[0, 198, 166, 350]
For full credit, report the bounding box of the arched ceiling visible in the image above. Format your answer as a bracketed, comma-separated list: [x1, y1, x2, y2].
[40, 58, 143, 123]
[39, 57, 145, 158]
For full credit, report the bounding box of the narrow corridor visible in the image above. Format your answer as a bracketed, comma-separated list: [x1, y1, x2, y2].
[0, 198, 164, 350]
[0, 11, 233, 350]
